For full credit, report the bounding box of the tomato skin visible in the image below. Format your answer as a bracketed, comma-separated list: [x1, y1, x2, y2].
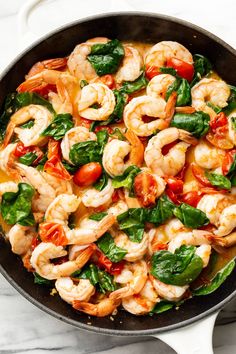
[209, 112, 228, 133]
[73, 162, 102, 187]
[100, 75, 116, 89]
[165, 177, 184, 194]
[166, 57, 194, 82]
[207, 112, 233, 150]
[145, 65, 159, 80]
[222, 150, 236, 175]
[39, 222, 68, 246]
[166, 188, 180, 205]
[152, 242, 168, 252]
[134, 172, 158, 207]
[93, 249, 124, 275]
[44, 139, 71, 180]
[181, 191, 203, 207]
[191, 163, 212, 187]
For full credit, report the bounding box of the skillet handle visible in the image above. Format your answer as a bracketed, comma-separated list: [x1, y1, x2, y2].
[152, 311, 219, 354]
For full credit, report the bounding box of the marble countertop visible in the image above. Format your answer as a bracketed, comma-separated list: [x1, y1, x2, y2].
[0, 1, 236, 353]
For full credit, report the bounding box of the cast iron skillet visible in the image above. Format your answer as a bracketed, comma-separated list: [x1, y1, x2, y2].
[0, 13, 235, 336]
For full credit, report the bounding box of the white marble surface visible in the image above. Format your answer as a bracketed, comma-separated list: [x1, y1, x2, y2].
[0, 1, 236, 353]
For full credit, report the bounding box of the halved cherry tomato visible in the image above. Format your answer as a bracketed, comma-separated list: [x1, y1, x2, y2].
[44, 139, 71, 180]
[99, 75, 116, 89]
[166, 57, 194, 82]
[134, 172, 158, 207]
[94, 126, 113, 134]
[165, 176, 184, 194]
[181, 191, 203, 207]
[222, 149, 236, 175]
[39, 222, 68, 246]
[209, 112, 228, 133]
[166, 188, 181, 205]
[191, 163, 212, 187]
[93, 248, 124, 275]
[145, 65, 159, 80]
[14, 141, 44, 165]
[207, 112, 233, 150]
[73, 162, 102, 187]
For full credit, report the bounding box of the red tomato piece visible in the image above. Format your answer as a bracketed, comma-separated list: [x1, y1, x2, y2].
[191, 163, 212, 187]
[73, 162, 102, 187]
[222, 150, 236, 175]
[181, 191, 203, 208]
[162, 140, 178, 155]
[165, 176, 184, 194]
[166, 57, 194, 82]
[145, 65, 159, 80]
[209, 112, 228, 133]
[99, 74, 116, 89]
[134, 172, 158, 207]
[44, 139, 71, 180]
[80, 118, 92, 129]
[39, 222, 68, 246]
[14, 141, 44, 165]
[166, 188, 181, 205]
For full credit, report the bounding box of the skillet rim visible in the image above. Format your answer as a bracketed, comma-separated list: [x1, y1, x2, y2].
[0, 11, 235, 336]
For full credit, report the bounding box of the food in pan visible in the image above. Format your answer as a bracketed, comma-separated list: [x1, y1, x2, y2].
[0, 38, 235, 317]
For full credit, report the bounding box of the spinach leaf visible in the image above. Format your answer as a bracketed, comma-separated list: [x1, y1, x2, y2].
[19, 152, 37, 166]
[170, 111, 210, 138]
[231, 116, 236, 131]
[96, 130, 109, 152]
[160, 67, 177, 76]
[62, 160, 78, 174]
[146, 195, 175, 225]
[97, 233, 127, 262]
[166, 78, 191, 106]
[112, 165, 141, 192]
[191, 54, 212, 87]
[33, 273, 53, 286]
[193, 260, 235, 296]
[1, 183, 35, 225]
[109, 127, 125, 140]
[117, 209, 145, 243]
[223, 85, 236, 115]
[21, 120, 34, 128]
[41, 113, 74, 140]
[174, 203, 209, 228]
[94, 171, 108, 191]
[151, 245, 203, 286]
[206, 102, 222, 114]
[87, 39, 124, 76]
[120, 73, 148, 94]
[150, 301, 174, 315]
[205, 172, 231, 190]
[97, 269, 117, 293]
[89, 212, 108, 221]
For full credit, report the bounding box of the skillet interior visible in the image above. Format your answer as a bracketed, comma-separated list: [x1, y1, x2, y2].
[0, 13, 236, 335]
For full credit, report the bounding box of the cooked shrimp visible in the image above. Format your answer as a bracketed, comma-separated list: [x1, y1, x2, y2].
[197, 194, 229, 226]
[45, 194, 80, 224]
[78, 83, 116, 121]
[68, 37, 109, 81]
[26, 57, 68, 78]
[0, 181, 18, 200]
[72, 297, 121, 317]
[145, 41, 193, 69]
[150, 276, 188, 302]
[61, 126, 96, 164]
[214, 204, 236, 236]
[30, 242, 94, 280]
[123, 95, 167, 136]
[191, 78, 230, 118]
[212, 231, 236, 248]
[8, 224, 36, 256]
[109, 260, 147, 299]
[0, 143, 18, 179]
[194, 140, 226, 169]
[195, 244, 212, 267]
[144, 127, 195, 176]
[122, 279, 159, 315]
[107, 200, 129, 218]
[116, 45, 143, 83]
[146, 74, 176, 99]
[81, 179, 114, 207]
[5, 105, 53, 147]
[113, 231, 148, 262]
[168, 229, 211, 253]
[55, 277, 95, 304]
[42, 172, 73, 195]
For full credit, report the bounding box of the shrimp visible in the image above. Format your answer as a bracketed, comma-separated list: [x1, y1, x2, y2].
[123, 95, 167, 136]
[194, 140, 226, 169]
[42, 171, 73, 195]
[115, 45, 143, 83]
[214, 204, 236, 236]
[8, 224, 36, 256]
[107, 200, 128, 218]
[26, 57, 68, 78]
[81, 179, 114, 208]
[4, 105, 53, 147]
[55, 277, 95, 304]
[113, 231, 148, 262]
[195, 244, 212, 267]
[67, 37, 109, 81]
[145, 41, 193, 69]
[212, 231, 236, 248]
[109, 260, 147, 299]
[78, 83, 116, 121]
[72, 297, 121, 317]
[30, 242, 94, 280]
[45, 194, 80, 224]
[146, 74, 176, 99]
[197, 194, 229, 226]
[0, 181, 18, 200]
[191, 78, 230, 118]
[168, 229, 211, 253]
[150, 276, 188, 302]
[144, 127, 196, 176]
[0, 143, 18, 179]
[61, 126, 96, 164]
[122, 279, 159, 315]
[102, 130, 144, 177]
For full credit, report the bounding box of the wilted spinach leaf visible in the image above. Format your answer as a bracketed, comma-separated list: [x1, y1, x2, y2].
[89, 212, 108, 221]
[97, 233, 127, 262]
[120, 73, 148, 94]
[205, 172, 231, 190]
[166, 77, 191, 106]
[33, 272, 52, 286]
[191, 54, 212, 87]
[149, 301, 175, 315]
[19, 152, 38, 166]
[112, 165, 141, 193]
[174, 203, 209, 228]
[41, 113, 74, 140]
[170, 111, 210, 138]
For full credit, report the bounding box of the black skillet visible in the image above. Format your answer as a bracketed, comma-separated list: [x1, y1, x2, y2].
[0, 12, 235, 354]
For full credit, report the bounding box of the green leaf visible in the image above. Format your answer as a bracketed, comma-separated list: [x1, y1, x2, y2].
[170, 111, 210, 138]
[206, 102, 222, 114]
[21, 119, 35, 129]
[76, 264, 99, 286]
[112, 165, 141, 192]
[146, 195, 175, 225]
[33, 272, 52, 286]
[166, 77, 191, 106]
[19, 152, 37, 166]
[69, 141, 100, 166]
[117, 208, 146, 243]
[89, 212, 108, 221]
[150, 301, 174, 315]
[62, 160, 78, 174]
[97, 269, 117, 293]
[160, 67, 177, 76]
[109, 127, 125, 140]
[190, 54, 212, 87]
[193, 260, 235, 296]
[41, 113, 74, 140]
[120, 73, 148, 94]
[94, 171, 108, 191]
[174, 203, 209, 229]
[223, 85, 236, 115]
[1, 183, 35, 225]
[205, 172, 231, 190]
[87, 39, 125, 76]
[151, 245, 203, 286]
[96, 130, 109, 151]
[80, 79, 88, 88]
[97, 233, 127, 262]
[231, 116, 236, 131]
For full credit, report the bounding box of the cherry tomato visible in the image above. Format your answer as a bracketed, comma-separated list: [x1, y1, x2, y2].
[191, 163, 212, 187]
[44, 139, 71, 180]
[181, 191, 203, 207]
[73, 162, 102, 187]
[222, 150, 236, 175]
[134, 172, 158, 207]
[145, 65, 159, 80]
[165, 176, 184, 194]
[94, 126, 113, 134]
[166, 57, 194, 82]
[93, 248, 124, 275]
[209, 112, 228, 132]
[99, 74, 116, 89]
[39, 222, 68, 246]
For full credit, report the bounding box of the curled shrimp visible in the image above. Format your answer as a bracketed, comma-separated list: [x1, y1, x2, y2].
[107, 200, 129, 218]
[78, 83, 116, 121]
[214, 204, 236, 236]
[191, 78, 230, 118]
[109, 260, 147, 299]
[211, 231, 236, 248]
[42, 171, 73, 195]
[194, 140, 226, 169]
[45, 194, 80, 224]
[61, 126, 96, 164]
[197, 194, 230, 226]
[146, 74, 176, 99]
[4, 105, 53, 147]
[72, 297, 120, 317]
[30, 242, 94, 280]
[26, 57, 68, 78]
[113, 230, 148, 262]
[102, 130, 144, 177]
[150, 275, 188, 302]
[144, 127, 196, 176]
[145, 41, 193, 69]
[115, 45, 143, 83]
[168, 229, 211, 253]
[81, 179, 114, 208]
[8, 224, 36, 256]
[55, 277, 95, 304]
[123, 95, 167, 136]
